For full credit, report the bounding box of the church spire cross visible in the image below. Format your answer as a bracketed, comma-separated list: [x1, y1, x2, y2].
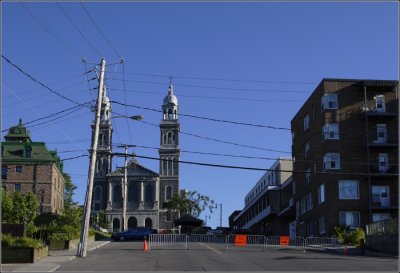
[168, 75, 174, 95]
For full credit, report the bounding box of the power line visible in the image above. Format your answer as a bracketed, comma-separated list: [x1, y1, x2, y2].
[107, 71, 317, 85]
[19, 2, 82, 58]
[109, 78, 309, 94]
[117, 115, 291, 154]
[2, 55, 89, 107]
[79, 2, 122, 59]
[112, 152, 399, 176]
[1, 102, 92, 133]
[110, 87, 303, 103]
[110, 101, 291, 131]
[56, 2, 103, 58]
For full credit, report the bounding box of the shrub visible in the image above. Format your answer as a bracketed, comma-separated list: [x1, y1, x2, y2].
[1, 234, 43, 248]
[331, 226, 365, 245]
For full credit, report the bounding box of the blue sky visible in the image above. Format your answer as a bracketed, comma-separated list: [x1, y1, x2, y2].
[2, 2, 398, 228]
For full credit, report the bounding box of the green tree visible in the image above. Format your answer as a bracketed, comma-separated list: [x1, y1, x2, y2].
[1, 190, 39, 235]
[63, 172, 77, 209]
[1, 188, 13, 223]
[164, 190, 215, 218]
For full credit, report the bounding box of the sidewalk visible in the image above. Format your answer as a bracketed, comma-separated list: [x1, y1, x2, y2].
[1, 240, 110, 272]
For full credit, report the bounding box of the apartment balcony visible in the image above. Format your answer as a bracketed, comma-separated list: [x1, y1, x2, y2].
[369, 165, 398, 177]
[366, 138, 398, 149]
[362, 108, 398, 119]
[277, 198, 295, 218]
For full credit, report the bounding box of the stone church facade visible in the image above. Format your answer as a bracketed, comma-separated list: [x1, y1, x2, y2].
[91, 84, 180, 232]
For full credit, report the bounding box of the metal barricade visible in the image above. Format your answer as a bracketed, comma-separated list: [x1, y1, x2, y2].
[148, 234, 188, 250]
[305, 237, 339, 249]
[227, 234, 267, 251]
[189, 234, 227, 250]
[265, 236, 306, 252]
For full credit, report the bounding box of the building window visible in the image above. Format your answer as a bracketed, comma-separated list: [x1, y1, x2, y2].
[293, 180, 296, 194]
[318, 183, 325, 204]
[94, 186, 102, 201]
[113, 185, 121, 202]
[321, 93, 338, 111]
[339, 180, 359, 199]
[323, 153, 340, 170]
[165, 185, 172, 201]
[128, 184, 139, 202]
[25, 147, 32, 158]
[300, 197, 306, 215]
[2, 166, 8, 179]
[322, 123, 339, 140]
[15, 166, 23, 173]
[376, 124, 387, 143]
[15, 183, 21, 192]
[306, 192, 313, 211]
[372, 186, 390, 207]
[378, 153, 389, 172]
[372, 213, 391, 223]
[303, 114, 310, 131]
[305, 168, 311, 184]
[304, 141, 310, 158]
[319, 216, 326, 235]
[374, 95, 385, 112]
[339, 211, 360, 229]
[165, 213, 172, 222]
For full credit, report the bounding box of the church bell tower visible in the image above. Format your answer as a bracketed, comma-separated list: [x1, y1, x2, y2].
[159, 81, 180, 228]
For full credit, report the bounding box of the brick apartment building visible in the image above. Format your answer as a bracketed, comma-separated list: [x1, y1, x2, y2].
[1, 119, 65, 213]
[291, 79, 398, 237]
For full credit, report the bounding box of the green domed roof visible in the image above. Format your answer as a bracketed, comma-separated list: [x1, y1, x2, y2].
[4, 118, 31, 142]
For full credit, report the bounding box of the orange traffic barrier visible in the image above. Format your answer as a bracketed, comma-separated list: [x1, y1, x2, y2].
[279, 236, 290, 245]
[234, 234, 247, 246]
[143, 239, 149, 252]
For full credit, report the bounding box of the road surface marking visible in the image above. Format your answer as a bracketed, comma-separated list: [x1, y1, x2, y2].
[199, 242, 222, 254]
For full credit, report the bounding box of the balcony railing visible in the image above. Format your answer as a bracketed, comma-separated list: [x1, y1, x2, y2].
[369, 165, 398, 176]
[362, 108, 398, 118]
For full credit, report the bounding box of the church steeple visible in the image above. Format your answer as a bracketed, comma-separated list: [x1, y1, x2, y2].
[93, 86, 113, 177]
[162, 78, 178, 120]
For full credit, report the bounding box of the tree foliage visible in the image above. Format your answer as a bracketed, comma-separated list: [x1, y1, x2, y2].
[164, 190, 215, 218]
[63, 172, 77, 209]
[1, 189, 39, 235]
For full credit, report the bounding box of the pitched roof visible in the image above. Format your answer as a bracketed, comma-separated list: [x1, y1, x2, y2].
[108, 159, 159, 178]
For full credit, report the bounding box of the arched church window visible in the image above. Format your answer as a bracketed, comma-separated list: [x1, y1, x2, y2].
[168, 109, 173, 119]
[165, 185, 172, 200]
[99, 134, 103, 145]
[172, 133, 176, 144]
[103, 159, 108, 172]
[167, 132, 173, 144]
[145, 218, 153, 228]
[163, 133, 167, 144]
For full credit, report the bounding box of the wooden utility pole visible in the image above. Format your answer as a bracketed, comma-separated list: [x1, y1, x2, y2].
[77, 58, 106, 258]
[122, 145, 128, 230]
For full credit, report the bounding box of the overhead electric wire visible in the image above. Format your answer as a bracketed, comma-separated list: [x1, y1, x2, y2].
[2, 55, 87, 107]
[111, 152, 399, 176]
[56, 2, 103, 58]
[107, 71, 317, 85]
[109, 78, 308, 94]
[80, 2, 122, 59]
[122, 62, 134, 145]
[110, 87, 303, 103]
[110, 101, 291, 131]
[111, 112, 291, 154]
[19, 2, 82, 58]
[1, 102, 92, 133]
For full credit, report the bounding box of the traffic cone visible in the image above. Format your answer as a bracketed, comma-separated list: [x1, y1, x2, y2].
[143, 239, 149, 252]
[344, 245, 348, 255]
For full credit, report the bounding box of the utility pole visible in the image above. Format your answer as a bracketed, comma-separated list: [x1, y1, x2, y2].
[122, 145, 128, 231]
[215, 203, 222, 228]
[77, 58, 106, 258]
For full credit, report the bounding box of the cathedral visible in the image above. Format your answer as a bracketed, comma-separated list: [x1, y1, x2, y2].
[91, 83, 180, 232]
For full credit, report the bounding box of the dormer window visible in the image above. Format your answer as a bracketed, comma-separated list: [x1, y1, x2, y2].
[25, 146, 32, 158]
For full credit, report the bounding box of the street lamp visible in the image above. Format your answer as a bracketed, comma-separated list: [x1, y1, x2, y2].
[215, 203, 222, 228]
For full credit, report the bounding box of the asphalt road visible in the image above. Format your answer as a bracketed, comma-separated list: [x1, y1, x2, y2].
[56, 241, 398, 271]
